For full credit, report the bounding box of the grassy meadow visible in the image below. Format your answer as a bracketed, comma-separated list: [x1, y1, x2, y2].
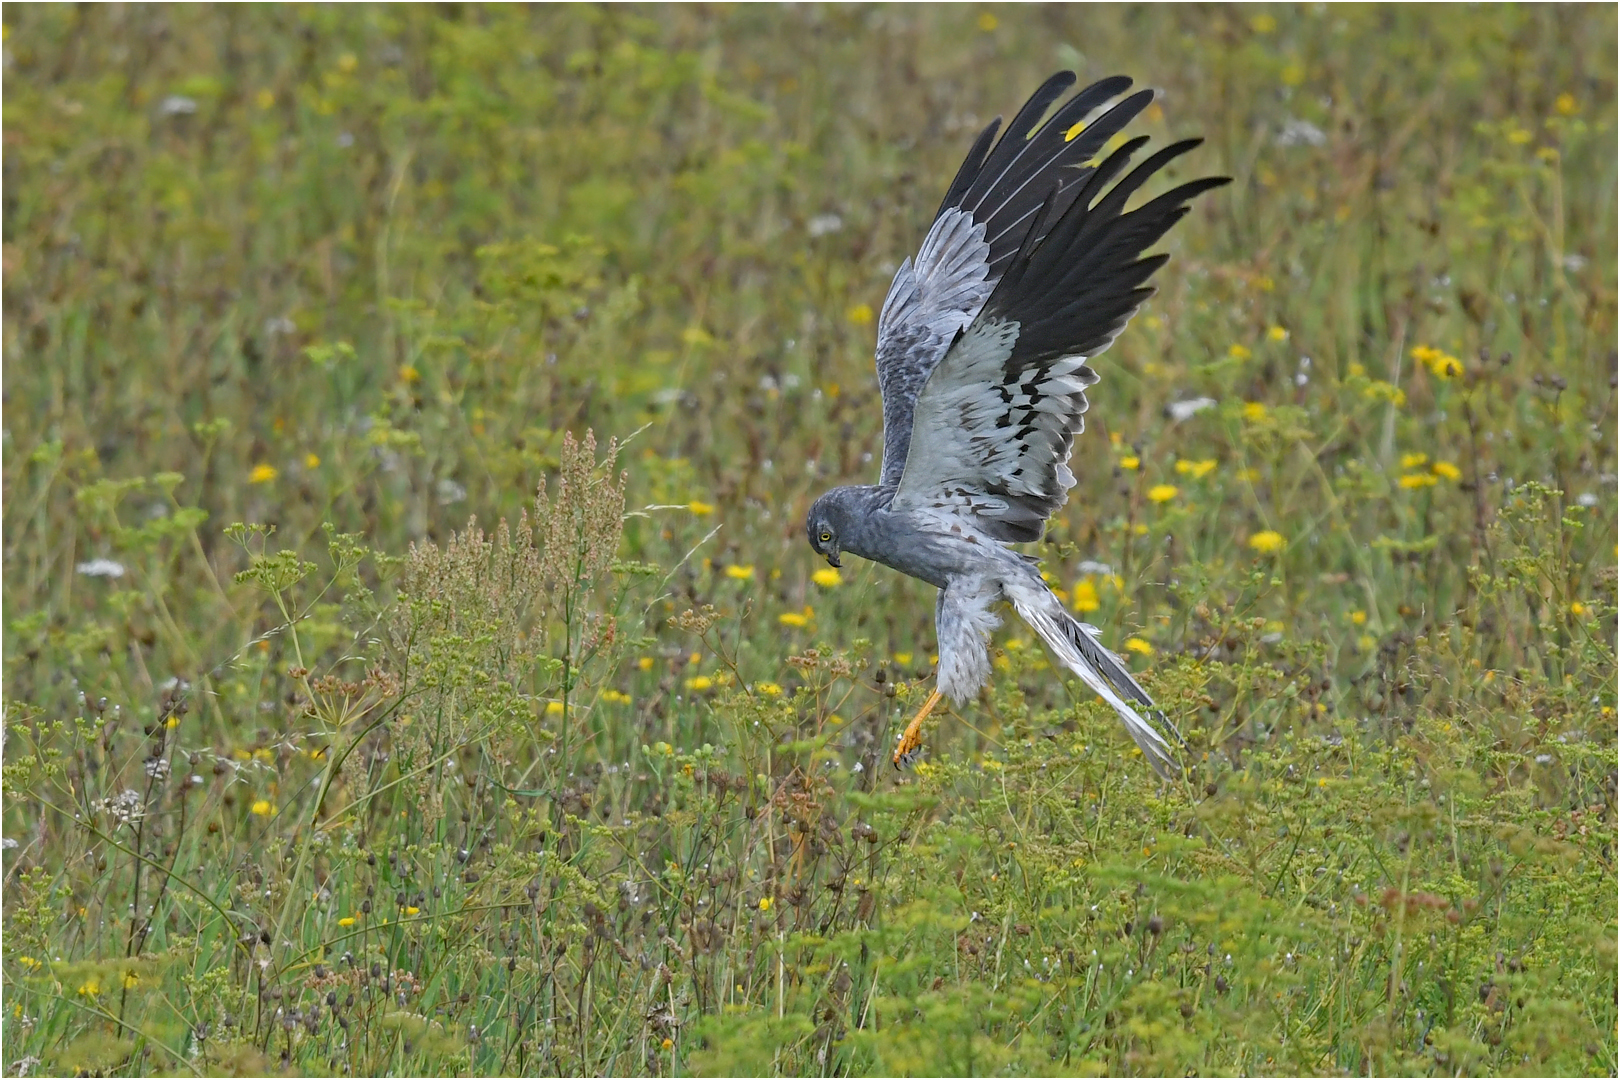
[3, 5, 1617, 1075]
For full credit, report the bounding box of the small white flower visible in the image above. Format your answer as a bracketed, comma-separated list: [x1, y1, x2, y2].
[1577, 492, 1599, 507]
[1076, 560, 1113, 575]
[160, 95, 198, 116]
[807, 213, 844, 238]
[1276, 118, 1327, 147]
[76, 558, 126, 579]
[1166, 397, 1217, 422]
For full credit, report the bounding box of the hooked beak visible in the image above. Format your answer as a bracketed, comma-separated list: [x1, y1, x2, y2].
[824, 551, 842, 569]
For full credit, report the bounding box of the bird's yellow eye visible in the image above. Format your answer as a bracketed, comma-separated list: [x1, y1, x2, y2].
[820, 532, 832, 544]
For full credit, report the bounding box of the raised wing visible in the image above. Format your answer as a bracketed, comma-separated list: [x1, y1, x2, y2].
[892, 135, 1230, 541]
[873, 73, 1153, 487]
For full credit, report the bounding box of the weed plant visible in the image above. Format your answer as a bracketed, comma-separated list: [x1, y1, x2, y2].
[2, 5, 1616, 1076]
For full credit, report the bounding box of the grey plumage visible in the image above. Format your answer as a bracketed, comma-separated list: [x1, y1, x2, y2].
[805, 72, 1227, 777]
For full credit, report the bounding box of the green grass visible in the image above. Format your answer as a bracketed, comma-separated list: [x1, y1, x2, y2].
[3, 5, 1615, 1076]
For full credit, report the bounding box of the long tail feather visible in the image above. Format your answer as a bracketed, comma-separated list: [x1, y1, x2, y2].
[1007, 580, 1183, 778]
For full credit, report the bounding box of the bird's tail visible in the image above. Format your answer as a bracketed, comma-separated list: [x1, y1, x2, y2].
[1007, 581, 1183, 779]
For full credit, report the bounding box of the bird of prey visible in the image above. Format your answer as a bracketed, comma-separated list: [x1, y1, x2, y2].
[805, 72, 1228, 776]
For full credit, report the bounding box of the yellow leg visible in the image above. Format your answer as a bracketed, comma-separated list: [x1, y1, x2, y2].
[892, 688, 944, 769]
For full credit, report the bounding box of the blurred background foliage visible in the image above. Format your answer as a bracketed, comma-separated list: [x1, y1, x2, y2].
[2, 5, 1615, 1076]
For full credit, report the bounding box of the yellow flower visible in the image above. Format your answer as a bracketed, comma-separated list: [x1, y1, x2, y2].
[811, 568, 842, 588]
[662, 1038, 675, 1052]
[846, 303, 874, 327]
[1555, 92, 1577, 116]
[78, 978, 101, 997]
[1399, 473, 1437, 489]
[338, 917, 356, 927]
[1431, 461, 1461, 481]
[1123, 638, 1153, 656]
[602, 689, 632, 704]
[688, 500, 714, 516]
[17, 956, 40, 971]
[1119, 455, 1140, 470]
[1071, 578, 1100, 613]
[1350, 610, 1367, 626]
[1147, 484, 1178, 503]
[725, 564, 755, 581]
[1174, 458, 1217, 480]
[248, 464, 278, 484]
[1400, 452, 1428, 469]
[400, 365, 421, 384]
[778, 611, 809, 628]
[1228, 344, 1252, 360]
[686, 676, 713, 692]
[758, 896, 773, 912]
[1266, 325, 1289, 342]
[976, 11, 998, 32]
[893, 651, 913, 666]
[405, 906, 420, 915]
[638, 657, 655, 671]
[250, 800, 273, 817]
[1357, 634, 1376, 652]
[1570, 601, 1587, 617]
[1248, 530, 1285, 554]
[757, 682, 783, 697]
[545, 701, 565, 716]
[304, 453, 321, 469]
[1507, 127, 1532, 145]
[1242, 401, 1267, 422]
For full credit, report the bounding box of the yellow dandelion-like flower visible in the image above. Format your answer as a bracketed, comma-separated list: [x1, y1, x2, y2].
[1357, 634, 1377, 652]
[405, 906, 420, 916]
[304, 453, 321, 469]
[1555, 92, 1577, 116]
[1123, 637, 1153, 656]
[1228, 344, 1252, 361]
[1242, 401, 1267, 421]
[1147, 484, 1178, 503]
[725, 564, 755, 581]
[1266, 325, 1289, 342]
[976, 12, 998, 32]
[400, 365, 421, 384]
[811, 567, 842, 588]
[1174, 458, 1217, 480]
[688, 652, 702, 665]
[250, 800, 273, 817]
[778, 611, 809, 628]
[1349, 610, 1367, 626]
[638, 656, 655, 671]
[1400, 452, 1429, 469]
[1248, 530, 1285, 554]
[686, 676, 713, 692]
[662, 1038, 675, 1052]
[78, 979, 101, 997]
[758, 896, 774, 912]
[1507, 127, 1532, 145]
[1119, 455, 1140, 470]
[688, 500, 715, 516]
[846, 303, 874, 327]
[1431, 461, 1461, 481]
[1398, 473, 1437, 489]
[1570, 601, 1587, 617]
[1071, 578, 1100, 613]
[248, 464, 278, 484]
[757, 682, 783, 697]
[338, 917, 356, 927]
[893, 651, 913, 666]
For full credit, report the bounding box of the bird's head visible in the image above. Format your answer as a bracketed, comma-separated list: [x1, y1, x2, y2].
[805, 491, 845, 568]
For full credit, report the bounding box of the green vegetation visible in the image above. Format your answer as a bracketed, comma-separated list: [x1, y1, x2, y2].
[3, 5, 1615, 1076]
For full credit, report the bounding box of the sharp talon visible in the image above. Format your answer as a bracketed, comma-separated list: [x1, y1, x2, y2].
[891, 688, 944, 769]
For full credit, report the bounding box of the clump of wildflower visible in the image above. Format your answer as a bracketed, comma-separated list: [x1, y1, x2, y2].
[1071, 578, 1100, 613]
[1410, 345, 1462, 379]
[811, 567, 842, 587]
[688, 500, 715, 516]
[1431, 461, 1461, 481]
[1398, 473, 1437, 489]
[724, 564, 754, 581]
[756, 682, 783, 697]
[601, 689, 632, 704]
[1147, 484, 1178, 503]
[1124, 638, 1153, 655]
[1400, 452, 1428, 469]
[686, 676, 713, 692]
[248, 464, 278, 484]
[1248, 530, 1285, 554]
[1363, 380, 1407, 406]
[1242, 401, 1267, 422]
[92, 789, 145, 829]
[1175, 459, 1217, 480]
